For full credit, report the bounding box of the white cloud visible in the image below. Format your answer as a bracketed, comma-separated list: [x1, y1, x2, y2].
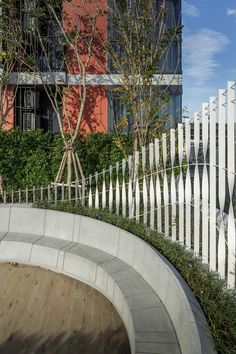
[183, 1, 200, 17]
[227, 7, 236, 17]
[183, 28, 230, 85]
[183, 84, 215, 117]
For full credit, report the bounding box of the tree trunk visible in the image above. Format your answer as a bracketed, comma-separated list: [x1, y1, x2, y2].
[67, 149, 72, 186]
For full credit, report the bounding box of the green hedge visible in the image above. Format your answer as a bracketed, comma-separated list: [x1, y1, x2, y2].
[36, 202, 236, 354]
[0, 129, 132, 190]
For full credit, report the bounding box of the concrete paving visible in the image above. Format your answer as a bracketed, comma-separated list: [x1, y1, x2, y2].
[0, 263, 130, 354]
[0, 207, 216, 354]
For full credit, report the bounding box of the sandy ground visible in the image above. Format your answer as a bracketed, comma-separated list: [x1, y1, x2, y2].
[0, 263, 130, 354]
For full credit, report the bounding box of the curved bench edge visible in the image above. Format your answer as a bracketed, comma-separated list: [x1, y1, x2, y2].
[0, 206, 216, 354]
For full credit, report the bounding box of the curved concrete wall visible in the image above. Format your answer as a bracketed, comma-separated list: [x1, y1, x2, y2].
[0, 206, 215, 354]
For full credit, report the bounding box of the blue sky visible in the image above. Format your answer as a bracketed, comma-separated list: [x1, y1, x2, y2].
[182, 0, 236, 117]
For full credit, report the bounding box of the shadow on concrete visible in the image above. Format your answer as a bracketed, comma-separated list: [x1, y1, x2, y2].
[0, 328, 130, 354]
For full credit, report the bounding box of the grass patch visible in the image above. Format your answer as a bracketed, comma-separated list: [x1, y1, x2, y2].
[36, 202, 236, 354]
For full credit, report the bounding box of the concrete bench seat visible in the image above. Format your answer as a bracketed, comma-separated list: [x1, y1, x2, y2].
[0, 206, 216, 354]
[0, 231, 180, 354]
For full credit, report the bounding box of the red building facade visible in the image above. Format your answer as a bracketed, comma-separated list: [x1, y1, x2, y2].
[1, 0, 182, 133]
[2, 0, 108, 133]
[62, 0, 108, 133]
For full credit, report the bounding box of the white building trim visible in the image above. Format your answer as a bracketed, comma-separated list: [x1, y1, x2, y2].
[7, 72, 182, 86]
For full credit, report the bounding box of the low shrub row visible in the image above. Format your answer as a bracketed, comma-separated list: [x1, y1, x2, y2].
[0, 129, 132, 190]
[36, 201, 236, 354]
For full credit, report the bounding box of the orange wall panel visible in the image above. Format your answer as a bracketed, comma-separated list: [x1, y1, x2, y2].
[2, 1, 109, 134]
[63, 85, 107, 133]
[63, 0, 107, 74]
[1, 86, 14, 131]
[62, 0, 108, 133]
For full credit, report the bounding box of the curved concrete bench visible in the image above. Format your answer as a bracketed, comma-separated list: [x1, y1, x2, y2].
[0, 206, 215, 354]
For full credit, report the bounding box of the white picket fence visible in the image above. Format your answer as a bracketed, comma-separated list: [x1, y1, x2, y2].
[1, 81, 236, 287]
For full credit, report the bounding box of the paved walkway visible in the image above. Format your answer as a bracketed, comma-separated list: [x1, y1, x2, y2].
[0, 263, 130, 354]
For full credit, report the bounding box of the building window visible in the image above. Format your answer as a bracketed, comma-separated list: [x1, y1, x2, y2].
[15, 86, 60, 133]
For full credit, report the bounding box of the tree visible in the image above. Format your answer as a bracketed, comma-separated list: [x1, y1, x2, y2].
[0, 0, 181, 189]
[0, 0, 23, 128]
[0, 0, 26, 195]
[21, 0, 107, 185]
[0, 0, 107, 186]
[106, 0, 182, 150]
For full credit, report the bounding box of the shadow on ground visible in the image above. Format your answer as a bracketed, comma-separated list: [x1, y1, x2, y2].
[0, 329, 130, 354]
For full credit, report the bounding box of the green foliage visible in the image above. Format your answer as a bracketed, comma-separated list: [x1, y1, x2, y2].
[36, 202, 236, 354]
[81, 132, 132, 174]
[109, 0, 182, 146]
[0, 129, 132, 190]
[0, 129, 53, 189]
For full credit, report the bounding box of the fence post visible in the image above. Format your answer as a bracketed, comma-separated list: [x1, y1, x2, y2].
[170, 129, 177, 241]
[26, 187, 28, 204]
[149, 143, 155, 229]
[217, 92, 226, 277]
[128, 156, 133, 218]
[48, 185, 51, 203]
[161, 134, 169, 236]
[201, 103, 209, 264]
[209, 97, 217, 271]
[54, 184, 57, 206]
[33, 186, 36, 204]
[193, 113, 200, 256]
[82, 177, 85, 207]
[185, 123, 191, 249]
[68, 181, 71, 202]
[155, 139, 162, 233]
[102, 169, 106, 209]
[121, 160, 126, 216]
[142, 146, 148, 224]
[134, 151, 140, 221]
[40, 186, 43, 202]
[61, 182, 64, 202]
[88, 174, 92, 208]
[178, 124, 184, 243]
[115, 162, 120, 215]
[109, 166, 113, 211]
[226, 81, 236, 287]
[95, 172, 99, 209]
[75, 179, 78, 204]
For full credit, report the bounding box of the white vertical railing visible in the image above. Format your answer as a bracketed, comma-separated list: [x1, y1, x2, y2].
[142, 146, 148, 224]
[102, 169, 106, 209]
[1, 81, 236, 288]
[193, 113, 200, 256]
[155, 138, 162, 233]
[122, 159, 127, 217]
[170, 129, 176, 241]
[115, 162, 120, 215]
[185, 122, 191, 249]
[149, 143, 155, 229]
[162, 134, 169, 236]
[88, 174, 92, 208]
[178, 124, 184, 244]
[95, 172, 99, 209]
[217, 91, 226, 277]
[226, 81, 235, 288]
[210, 95, 217, 273]
[201, 103, 209, 264]
[128, 156, 133, 218]
[135, 151, 140, 222]
[109, 165, 113, 211]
